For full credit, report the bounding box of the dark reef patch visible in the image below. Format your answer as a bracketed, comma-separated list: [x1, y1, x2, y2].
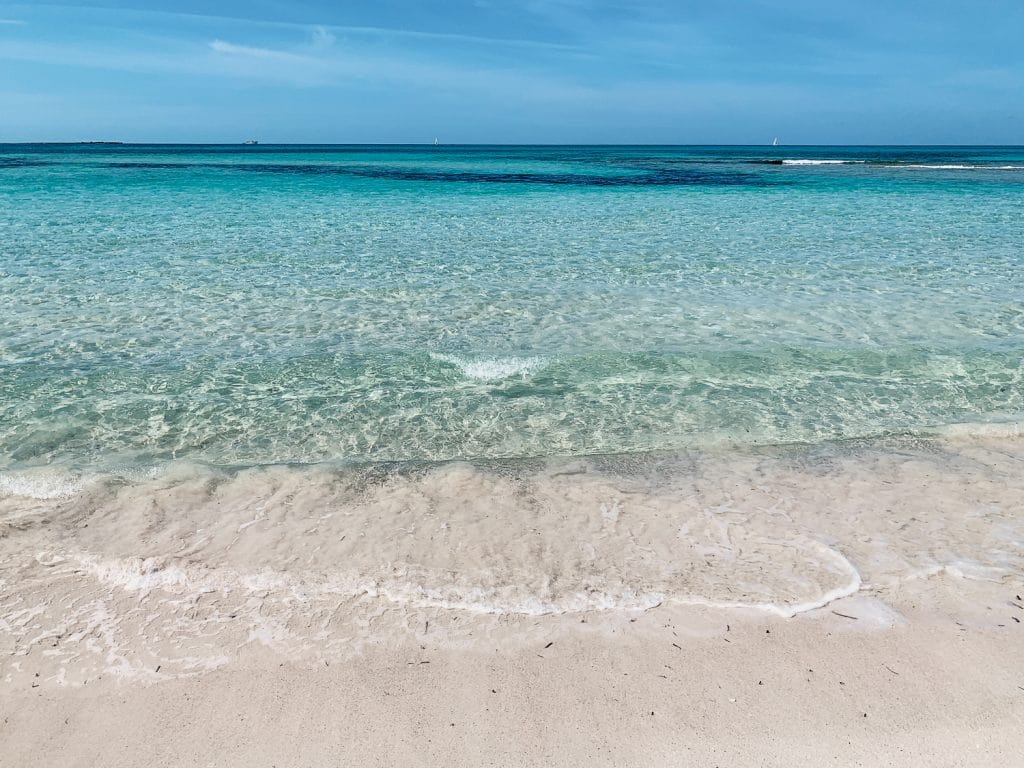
[98, 160, 777, 187]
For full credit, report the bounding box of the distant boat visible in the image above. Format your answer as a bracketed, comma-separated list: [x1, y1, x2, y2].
[433, 137, 439, 146]
[243, 139, 259, 145]
[772, 137, 779, 146]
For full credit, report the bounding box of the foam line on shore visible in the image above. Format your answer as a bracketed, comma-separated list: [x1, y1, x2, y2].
[671, 541, 864, 618]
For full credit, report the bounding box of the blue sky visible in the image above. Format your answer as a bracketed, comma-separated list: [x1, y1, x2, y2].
[0, 1, 1021, 143]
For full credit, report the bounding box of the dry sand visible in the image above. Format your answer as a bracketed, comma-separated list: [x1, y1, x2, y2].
[4, 585, 1024, 767]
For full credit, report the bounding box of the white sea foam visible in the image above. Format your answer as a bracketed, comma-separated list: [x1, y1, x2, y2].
[82, 556, 196, 592]
[0, 469, 86, 499]
[75, 552, 847, 618]
[431, 353, 545, 380]
[671, 540, 863, 618]
[780, 159, 864, 165]
[377, 582, 667, 615]
[777, 160, 1024, 170]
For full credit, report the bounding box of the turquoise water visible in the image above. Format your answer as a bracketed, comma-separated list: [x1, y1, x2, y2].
[1, 145, 1022, 473]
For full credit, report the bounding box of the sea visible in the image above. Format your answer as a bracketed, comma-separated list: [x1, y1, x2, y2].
[1, 144, 1022, 680]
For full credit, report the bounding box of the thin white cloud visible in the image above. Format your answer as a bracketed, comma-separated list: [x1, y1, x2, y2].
[202, 36, 579, 93]
[19, 4, 576, 51]
[315, 23, 577, 51]
[0, 19, 27, 25]
[0, 31, 833, 110]
[209, 39, 310, 63]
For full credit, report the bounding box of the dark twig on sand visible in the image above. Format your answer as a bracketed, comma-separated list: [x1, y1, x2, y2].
[831, 611, 859, 620]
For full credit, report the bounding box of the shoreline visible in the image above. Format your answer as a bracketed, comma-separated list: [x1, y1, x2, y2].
[3, 434, 1021, 658]
[3, 435, 1022, 764]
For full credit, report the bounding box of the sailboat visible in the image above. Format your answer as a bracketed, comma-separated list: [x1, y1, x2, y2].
[433, 137, 439, 146]
[772, 137, 779, 147]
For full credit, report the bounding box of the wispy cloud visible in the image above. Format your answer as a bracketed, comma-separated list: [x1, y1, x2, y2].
[26, 4, 578, 51]
[209, 39, 309, 63]
[314, 23, 578, 51]
[3, 0, 1021, 142]
[202, 35, 581, 94]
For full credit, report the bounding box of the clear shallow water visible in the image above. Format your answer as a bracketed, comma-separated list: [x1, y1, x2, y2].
[1, 144, 1023, 473]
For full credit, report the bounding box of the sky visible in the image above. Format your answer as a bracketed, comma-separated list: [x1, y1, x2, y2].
[0, 1, 1021, 144]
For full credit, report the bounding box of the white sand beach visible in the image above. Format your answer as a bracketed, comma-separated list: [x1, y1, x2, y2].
[4, 583, 1023, 767]
[3, 437, 1022, 766]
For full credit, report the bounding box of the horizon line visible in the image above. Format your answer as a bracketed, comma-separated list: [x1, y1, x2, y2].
[3, 142, 1023, 148]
